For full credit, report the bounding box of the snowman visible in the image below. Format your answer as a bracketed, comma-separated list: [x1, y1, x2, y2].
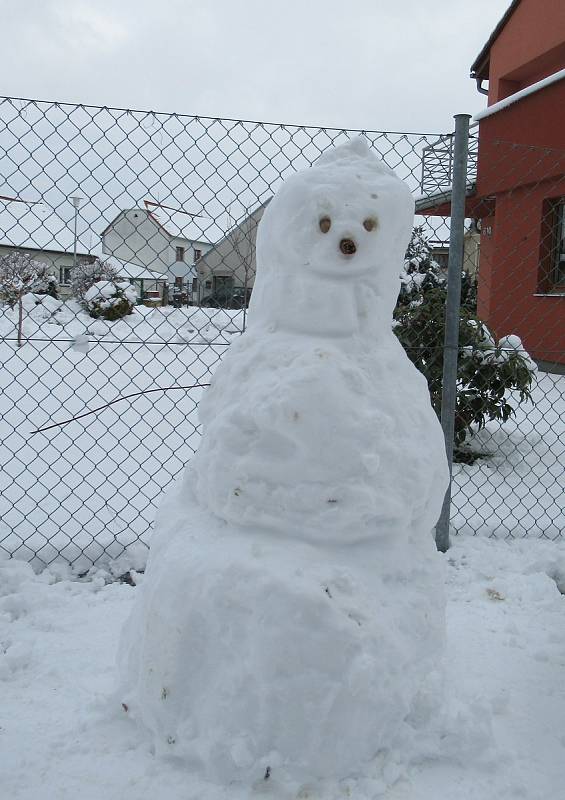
[118, 138, 449, 788]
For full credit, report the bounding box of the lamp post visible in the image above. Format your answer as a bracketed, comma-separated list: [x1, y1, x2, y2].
[70, 196, 83, 271]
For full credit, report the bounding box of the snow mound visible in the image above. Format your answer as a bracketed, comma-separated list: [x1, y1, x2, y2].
[119, 484, 446, 785]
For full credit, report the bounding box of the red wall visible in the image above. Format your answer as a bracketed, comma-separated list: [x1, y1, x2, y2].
[477, 181, 565, 363]
[475, 73, 565, 363]
[487, 0, 565, 102]
[477, 79, 565, 195]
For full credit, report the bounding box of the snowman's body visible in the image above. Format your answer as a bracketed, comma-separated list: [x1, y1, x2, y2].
[192, 330, 443, 546]
[119, 139, 449, 787]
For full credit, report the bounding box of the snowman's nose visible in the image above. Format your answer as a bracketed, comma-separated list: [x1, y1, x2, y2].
[339, 238, 357, 256]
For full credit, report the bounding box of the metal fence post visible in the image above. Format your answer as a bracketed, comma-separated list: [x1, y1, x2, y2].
[435, 113, 471, 553]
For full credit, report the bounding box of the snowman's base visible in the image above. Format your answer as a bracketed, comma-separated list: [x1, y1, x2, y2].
[118, 484, 445, 785]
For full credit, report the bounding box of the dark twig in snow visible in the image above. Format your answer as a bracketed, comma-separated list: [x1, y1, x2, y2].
[29, 384, 211, 434]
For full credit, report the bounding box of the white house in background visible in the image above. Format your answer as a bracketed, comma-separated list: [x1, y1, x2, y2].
[0, 196, 169, 301]
[195, 200, 269, 301]
[0, 196, 93, 286]
[101, 201, 212, 289]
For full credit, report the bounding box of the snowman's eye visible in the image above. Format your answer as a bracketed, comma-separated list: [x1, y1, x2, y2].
[319, 216, 331, 233]
[363, 217, 377, 232]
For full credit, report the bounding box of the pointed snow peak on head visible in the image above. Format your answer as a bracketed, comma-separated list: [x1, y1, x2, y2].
[314, 136, 395, 178]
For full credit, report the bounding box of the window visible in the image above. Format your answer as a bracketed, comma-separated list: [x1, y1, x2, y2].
[174, 276, 183, 288]
[540, 198, 565, 290]
[175, 246, 185, 262]
[553, 201, 565, 285]
[192, 278, 198, 293]
[430, 248, 449, 270]
[205, 280, 212, 289]
[194, 248, 202, 261]
[60, 266, 72, 285]
[213, 275, 234, 292]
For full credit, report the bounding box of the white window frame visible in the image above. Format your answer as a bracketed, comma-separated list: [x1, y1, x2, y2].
[554, 200, 565, 285]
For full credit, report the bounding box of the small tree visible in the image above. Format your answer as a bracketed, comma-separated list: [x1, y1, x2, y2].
[71, 257, 119, 305]
[0, 251, 47, 346]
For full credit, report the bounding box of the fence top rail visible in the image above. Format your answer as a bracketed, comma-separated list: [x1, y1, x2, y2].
[0, 95, 451, 140]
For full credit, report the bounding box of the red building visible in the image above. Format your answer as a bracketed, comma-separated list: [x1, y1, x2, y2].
[421, 0, 565, 365]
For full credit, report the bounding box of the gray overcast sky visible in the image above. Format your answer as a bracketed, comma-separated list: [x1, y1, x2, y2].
[1, 0, 509, 133]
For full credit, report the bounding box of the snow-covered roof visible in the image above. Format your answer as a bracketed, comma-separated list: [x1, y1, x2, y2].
[0, 196, 94, 254]
[101, 256, 166, 281]
[143, 201, 217, 244]
[473, 68, 565, 121]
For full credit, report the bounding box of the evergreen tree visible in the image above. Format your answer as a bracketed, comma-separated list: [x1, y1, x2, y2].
[398, 226, 445, 306]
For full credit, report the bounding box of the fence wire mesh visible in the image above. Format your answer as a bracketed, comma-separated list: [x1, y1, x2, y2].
[0, 97, 563, 570]
[447, 137, 565, 540]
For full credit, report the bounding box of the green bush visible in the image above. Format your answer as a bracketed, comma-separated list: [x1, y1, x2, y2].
[394, 285, 535, 463]
[85, 280, 136, 321]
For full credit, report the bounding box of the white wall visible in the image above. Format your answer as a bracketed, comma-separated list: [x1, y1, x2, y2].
[169, 236, 210, 284]
[103, 210, 211, 283]
[196, 204, 266, 297]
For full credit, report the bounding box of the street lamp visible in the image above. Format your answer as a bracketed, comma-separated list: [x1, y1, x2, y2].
[70, 195, 83, 271]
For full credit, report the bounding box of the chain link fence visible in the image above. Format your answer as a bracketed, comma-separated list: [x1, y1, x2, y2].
[0, 97, 563, 570]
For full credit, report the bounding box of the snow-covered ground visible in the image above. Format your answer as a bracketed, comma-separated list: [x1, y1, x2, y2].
[1, 536, 564, 799]
[452, 372, 565, 540]
[0, 298, 243, 569]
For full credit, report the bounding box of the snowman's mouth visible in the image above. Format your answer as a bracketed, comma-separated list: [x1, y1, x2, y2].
[339, 238, 357, 256]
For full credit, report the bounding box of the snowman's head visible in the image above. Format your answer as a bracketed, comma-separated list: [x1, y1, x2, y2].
[256, 137, 414, 287]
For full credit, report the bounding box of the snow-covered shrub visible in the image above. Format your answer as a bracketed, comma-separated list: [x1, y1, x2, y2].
[84, 280, 137, 321]
[32, 264, 59, 299]
[394, 287, 535, 462]
[71, 257, 119, 304]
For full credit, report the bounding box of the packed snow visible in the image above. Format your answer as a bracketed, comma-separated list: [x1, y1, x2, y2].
[119, 139, 450, 787]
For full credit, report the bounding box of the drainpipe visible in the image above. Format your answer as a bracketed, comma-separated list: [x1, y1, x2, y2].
[475, 78, 489, 96]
